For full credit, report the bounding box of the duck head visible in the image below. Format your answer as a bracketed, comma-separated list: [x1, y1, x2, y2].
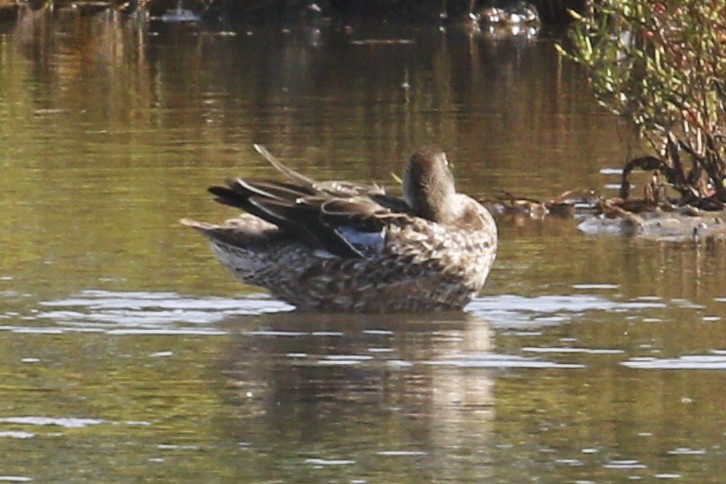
[402, 147, 458, 224]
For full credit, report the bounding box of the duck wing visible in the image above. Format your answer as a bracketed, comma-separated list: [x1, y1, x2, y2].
[209, 146, 418, 258]
[318, 196, 411, 258]
[208, 179, 334, 253]
[209, 176, 411, 259]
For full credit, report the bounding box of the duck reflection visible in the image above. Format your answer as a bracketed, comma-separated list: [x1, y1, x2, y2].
[213, 311, 494, 476]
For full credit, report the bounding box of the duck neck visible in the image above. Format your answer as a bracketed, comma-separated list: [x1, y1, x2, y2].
[404, 176, 457, 224]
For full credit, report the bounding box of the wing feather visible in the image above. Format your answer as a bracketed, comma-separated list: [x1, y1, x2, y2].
[208, 146, 414, 259]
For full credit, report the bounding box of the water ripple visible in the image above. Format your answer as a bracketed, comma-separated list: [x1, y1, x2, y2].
[622, 355, 726, 370]
[0, 290, 693, 337]
[468, 294, 665, 328]
[424, 353, 584, 369]
[667, 447, 706, 455]
[0, 417, 104, 428]
[376, 450, 427, 456]
[523, 347, 624, 355]
[602, 459, 646, 469]
[0, 431, 34, 439]
[4, 290, 293, 335]
[304, 458, 356, 466]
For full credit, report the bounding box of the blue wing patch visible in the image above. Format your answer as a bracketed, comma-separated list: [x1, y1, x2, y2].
[335, 226, 385, 259]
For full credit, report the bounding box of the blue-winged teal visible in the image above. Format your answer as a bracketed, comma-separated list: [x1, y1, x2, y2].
[181, 145, 497, 312]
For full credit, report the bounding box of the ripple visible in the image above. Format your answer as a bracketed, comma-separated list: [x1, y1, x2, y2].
[245, 330, 306, 337]
[107, 328, 225, 336]
[315, 360, 362, 366]
[424, 353, 584, 369]
[622, 355, 726, 370]
[42, 290, 291, 313]
[304, 458, 356, 466]
[3, 290, 292, 335]
[667, 447, 706, 455]
[2, 290, 702, 339]
[572, 284, 619, 290]
[157, 444, 199, 450]
[315, 354, 374, 366]
[325, 355, 373, 360]
[149, 351, 173, 357]
[523, 347, 624, 355]
[600, 168, 623, 175]
[0, 417, 104, 428]
[468, 294, 665, 328]
[376, 450, 427, 456]
[603, 459, 646, 469]
[0, 431, 34, 439]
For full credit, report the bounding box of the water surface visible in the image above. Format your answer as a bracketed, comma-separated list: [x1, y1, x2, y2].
[1, 9, 725, 482]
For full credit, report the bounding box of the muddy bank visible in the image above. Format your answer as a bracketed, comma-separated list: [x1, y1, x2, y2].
[577, 208, 726, 242]
[486, 193, 726, 242]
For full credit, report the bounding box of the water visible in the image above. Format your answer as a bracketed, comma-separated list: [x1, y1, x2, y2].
[1, 8, 725, 482]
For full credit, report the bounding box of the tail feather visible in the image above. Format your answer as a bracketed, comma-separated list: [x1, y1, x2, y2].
[254, 144, 317, 190]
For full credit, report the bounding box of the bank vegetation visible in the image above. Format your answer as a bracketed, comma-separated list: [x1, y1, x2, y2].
[559, 0, 725, 211]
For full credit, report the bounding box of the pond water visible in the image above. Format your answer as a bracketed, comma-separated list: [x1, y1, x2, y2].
[1, 9, 725, 482]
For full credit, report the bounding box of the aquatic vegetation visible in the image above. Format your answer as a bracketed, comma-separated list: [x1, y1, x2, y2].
[558, 0, 726, 209]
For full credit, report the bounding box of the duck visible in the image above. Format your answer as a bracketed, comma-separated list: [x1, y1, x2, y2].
[181, 145, 497, 312]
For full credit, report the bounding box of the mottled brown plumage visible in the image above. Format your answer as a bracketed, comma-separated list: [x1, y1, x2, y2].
[181, 145, 497, 312]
